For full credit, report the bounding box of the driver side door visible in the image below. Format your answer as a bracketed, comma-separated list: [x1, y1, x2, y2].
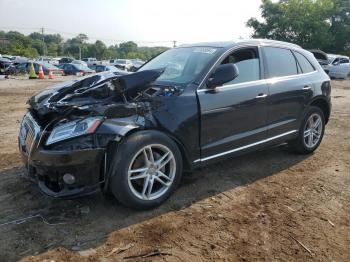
[197, 46, 269, 163]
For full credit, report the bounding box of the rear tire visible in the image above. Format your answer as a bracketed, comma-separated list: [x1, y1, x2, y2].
[289, 106, 325, 154]
[108, 130, 183, 210]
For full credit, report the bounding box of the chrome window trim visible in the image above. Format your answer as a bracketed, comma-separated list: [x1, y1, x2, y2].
[197, 79, 267, 93]
[197, 44, 318, 92]
[194, 130, 298, 163]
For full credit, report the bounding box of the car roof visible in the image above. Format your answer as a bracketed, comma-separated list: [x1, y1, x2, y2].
[327, 54, 349, 59]
[178, 39, 302, 50]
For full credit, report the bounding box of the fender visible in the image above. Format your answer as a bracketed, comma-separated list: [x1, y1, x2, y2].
[96, 115, 145, 137]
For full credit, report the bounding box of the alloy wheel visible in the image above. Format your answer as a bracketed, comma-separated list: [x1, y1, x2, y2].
[303, 113, 323, 149]
[127, 144, 176, 200]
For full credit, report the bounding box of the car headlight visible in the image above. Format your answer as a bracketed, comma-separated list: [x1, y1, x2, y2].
[46, 117, 102, 145]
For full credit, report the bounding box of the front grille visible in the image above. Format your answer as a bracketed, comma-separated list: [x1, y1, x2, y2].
[20, 112, 41, 154]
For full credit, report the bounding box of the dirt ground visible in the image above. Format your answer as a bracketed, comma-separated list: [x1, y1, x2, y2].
[0, 76, 349, 262]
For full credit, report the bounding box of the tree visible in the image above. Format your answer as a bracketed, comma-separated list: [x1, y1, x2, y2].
[92, 40, 108, 59]
[0, 30, 169, 61]
[330, 0, 350, 54]
[118, 41, 138, 57]
[247, 0, 335, 50]
[76, 34, 88, 44]
[247, 0, 350, 54]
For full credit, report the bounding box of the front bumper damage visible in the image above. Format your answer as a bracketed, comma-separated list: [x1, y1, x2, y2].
[19, 113, 106, 198]
[29, 148, 104, 198]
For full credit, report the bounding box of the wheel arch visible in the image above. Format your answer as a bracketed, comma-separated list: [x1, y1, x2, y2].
[122, 128, 192, 172]
[309, 97, 330, 124]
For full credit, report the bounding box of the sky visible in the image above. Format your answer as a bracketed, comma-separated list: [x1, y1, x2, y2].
[0, 0, 263, 47]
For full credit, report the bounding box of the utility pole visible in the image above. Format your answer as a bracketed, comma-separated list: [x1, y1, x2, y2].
[78, 46, 81, 60]
[173, 40, 177, 48]
[41, 27, 45, 57]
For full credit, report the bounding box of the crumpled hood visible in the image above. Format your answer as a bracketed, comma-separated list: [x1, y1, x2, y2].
[28, 71, 127, 112]
[27, 69, 167, 119]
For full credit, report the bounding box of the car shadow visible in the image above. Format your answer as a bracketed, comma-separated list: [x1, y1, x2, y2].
[0, 143, 310, 261]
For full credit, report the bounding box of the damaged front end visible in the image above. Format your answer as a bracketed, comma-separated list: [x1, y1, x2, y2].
[19, 69, 182, 198]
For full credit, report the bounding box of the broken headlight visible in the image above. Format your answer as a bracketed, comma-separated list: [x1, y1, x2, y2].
[46, 117, 102, 145]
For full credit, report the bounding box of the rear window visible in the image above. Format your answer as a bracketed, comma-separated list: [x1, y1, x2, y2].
[264, 47, 298, 78]
[294, 52, 315, 74]
[340, 58, 350, 64]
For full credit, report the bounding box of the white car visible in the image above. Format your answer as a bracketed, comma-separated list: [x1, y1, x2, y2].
[322, 54, 350, 79]
[72, 60, 88, 67]
[82, 58, 101, 66]
[113, 59, 133, 71]
[35, 57, 59, 65]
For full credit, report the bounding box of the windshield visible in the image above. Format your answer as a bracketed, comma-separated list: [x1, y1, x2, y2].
[327, 55, 336, 64]
[139, 47, 219, 84]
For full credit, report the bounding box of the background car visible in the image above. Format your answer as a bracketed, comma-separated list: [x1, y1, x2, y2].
[113, 59, 133, 71]
[322, 54, 350, 79]
[12, 56, 28, 64]
[82, 57, 100, 66]
[130, 59, 145, 72]
[59, 57, 74, 64]
[35, 57, 59, 65]
[88, 64, 124, 73]
[109, 59, 117, 65]
[5, 62, 63, 76]
[71, 60, 88, 67]
[0, 57, 12, 74]
[57, 63, 95, 76]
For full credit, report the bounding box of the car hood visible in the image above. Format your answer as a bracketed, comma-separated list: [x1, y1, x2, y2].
[27, 69, 170, 119]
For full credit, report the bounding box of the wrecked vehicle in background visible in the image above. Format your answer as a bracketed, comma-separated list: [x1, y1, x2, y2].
[323, 54, 350, 79]
[19, 40, 331, 209]
[310, 50, 350, 79]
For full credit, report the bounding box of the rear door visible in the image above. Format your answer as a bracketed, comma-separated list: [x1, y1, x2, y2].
[198, 46, 269, 162]
[262, 47, 315, 138]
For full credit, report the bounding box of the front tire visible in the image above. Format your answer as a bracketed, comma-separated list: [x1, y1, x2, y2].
[109, 130, 183, 210]
[289, 106, 325, 154]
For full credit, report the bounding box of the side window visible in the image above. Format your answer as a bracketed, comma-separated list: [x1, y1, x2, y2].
[340, 58, 350, 64]
[332, 58, 339, 65]
[294, 52, 315, 74]
[263, 47, 298, 77]
[221, 48, 260, 85]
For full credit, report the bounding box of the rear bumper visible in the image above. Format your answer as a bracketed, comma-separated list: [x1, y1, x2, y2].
[21, 147, 105, 198]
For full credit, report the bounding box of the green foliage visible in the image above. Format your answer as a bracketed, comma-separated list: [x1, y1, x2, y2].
[247, 0, 350, 54]
[0, 30, 168, 60]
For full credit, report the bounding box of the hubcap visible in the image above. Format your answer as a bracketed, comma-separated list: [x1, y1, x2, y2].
[127, 144, 176, 200]
[303, 113, 323, 149]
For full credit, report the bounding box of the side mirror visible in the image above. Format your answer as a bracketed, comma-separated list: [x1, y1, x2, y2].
[333, 61, 340, 66]
[207, 64, 239, 88]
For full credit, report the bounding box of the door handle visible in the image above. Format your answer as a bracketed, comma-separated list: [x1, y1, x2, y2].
[302, 85, 312, 90]
[256, 93, 268, 98]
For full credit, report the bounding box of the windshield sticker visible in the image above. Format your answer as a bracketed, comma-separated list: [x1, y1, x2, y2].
[193, 47, 217, 54]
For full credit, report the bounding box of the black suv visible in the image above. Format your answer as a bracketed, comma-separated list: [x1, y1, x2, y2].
[19, 39, 331, 209]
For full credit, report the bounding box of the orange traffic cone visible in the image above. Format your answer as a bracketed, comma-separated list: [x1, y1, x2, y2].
[38, 64, 45, 79]
[48, 70, 54, 79]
